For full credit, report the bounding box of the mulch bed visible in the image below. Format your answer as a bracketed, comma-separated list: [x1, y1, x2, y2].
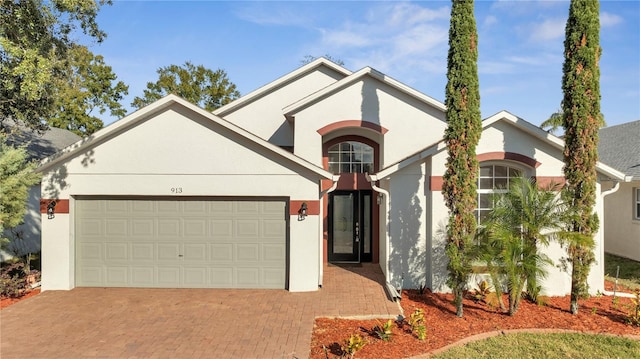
[0, 288, 41, 309]
[310, 286, 640, 359]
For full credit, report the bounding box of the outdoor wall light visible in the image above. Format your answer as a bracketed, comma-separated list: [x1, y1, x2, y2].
[47, 200, 57, 219]
[298, 202, 308, 221]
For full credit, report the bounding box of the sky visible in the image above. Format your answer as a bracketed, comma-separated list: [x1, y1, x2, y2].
[93, 0, 640, 128]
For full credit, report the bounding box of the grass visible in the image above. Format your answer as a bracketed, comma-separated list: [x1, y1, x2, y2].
[432, 333, 640, 359]
[604, 253, 640, 291]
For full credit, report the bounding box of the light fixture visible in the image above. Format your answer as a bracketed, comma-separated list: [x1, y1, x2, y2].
[298, 202, 308, 221]
[47, 200, 57, 219]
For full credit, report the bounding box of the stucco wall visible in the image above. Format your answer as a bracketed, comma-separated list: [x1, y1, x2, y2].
[603, 181, 640, 261]
[40, 104, 324, 292]
[424, 119, 606, 296]
[291, 77, 446, 168]
[220, 66, 346, 147]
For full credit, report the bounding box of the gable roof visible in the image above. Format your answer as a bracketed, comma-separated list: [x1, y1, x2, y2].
[2, 119, 81, 161]
[370, 111, 628, 182]
[598, 120, 640, 180]
[213, 57, 352, 118]
[37, 94, 337, 180]
[282, 66, 446, 117]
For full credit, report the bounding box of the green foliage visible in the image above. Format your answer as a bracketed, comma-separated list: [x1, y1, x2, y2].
[407, 309, 427, 340]
[471, 280, 491, 303]
[561, 0, 601, 315]
[627, 289, 640, 326]
[442, 0, 482, 318]
[0, 136, 40, 247]
[131, 62, 240, 111]
[49, 45, 128, 136]
[373, 319, 394, 342]
[1, 0, 120, 132]
[0, 262, 28, 298]
[475, 177, 562, 315]
[341, 333, 365, 358]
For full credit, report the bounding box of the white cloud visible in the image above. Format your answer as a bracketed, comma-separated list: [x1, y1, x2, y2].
[483, 15, 498, 28]
[601, 12, 623, 27]
[529, 18, 566, 42]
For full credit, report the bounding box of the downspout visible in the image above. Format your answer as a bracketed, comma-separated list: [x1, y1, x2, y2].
[318, 175, 340, 288]
[599, 180, 627, 297]
[366, 173, 401, 301]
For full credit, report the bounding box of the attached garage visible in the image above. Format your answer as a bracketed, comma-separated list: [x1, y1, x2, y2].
[75, 197, 288, 289]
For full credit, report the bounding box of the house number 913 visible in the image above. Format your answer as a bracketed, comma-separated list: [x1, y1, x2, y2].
[171, 187, 183, 194]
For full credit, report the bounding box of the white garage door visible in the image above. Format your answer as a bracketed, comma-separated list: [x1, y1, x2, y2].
[75, 198, 287, 289]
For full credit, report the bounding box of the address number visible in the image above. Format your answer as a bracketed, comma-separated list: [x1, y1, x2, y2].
[171, 187, 183, 194]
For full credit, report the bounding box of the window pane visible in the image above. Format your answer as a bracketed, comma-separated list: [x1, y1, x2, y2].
[494, 177, 508, 189]
[329, 163, 340, 174]
[328, 152, 339, 162]
[479, 209, 490, 224]
[328, 144, 340, 152]
[494, 165, 507, 177]
[340, 153, 351, 162]
[362, 163, 372, 173]
[509, 168, 521, 177]
[479, 194, 491, 208]
[480, 166, 493, 177]
[353, 164, 362, 173]
[340, 142, 352, 151]
[479, 178, 493, 190]
[341, 164, 350, 173]
[637, 203, 640, 219]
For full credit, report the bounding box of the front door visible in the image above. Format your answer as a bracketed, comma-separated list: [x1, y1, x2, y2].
[328, 191, 372, 262]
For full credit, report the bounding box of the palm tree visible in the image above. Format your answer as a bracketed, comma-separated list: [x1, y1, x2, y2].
[476, 177, 564, 314]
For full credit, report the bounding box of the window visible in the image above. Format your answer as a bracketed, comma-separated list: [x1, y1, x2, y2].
[635, 188, 640, 220]
[327, 141, 374, 174]
[475, 164, 522, 224]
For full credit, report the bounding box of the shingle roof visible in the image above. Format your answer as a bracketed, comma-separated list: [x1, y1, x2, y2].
[598, 120, 640, 180]
[2, 120, 81, 161]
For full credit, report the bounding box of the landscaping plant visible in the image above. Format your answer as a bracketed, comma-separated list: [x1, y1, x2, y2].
[373, 319, 394, 342]
[407, 309, 427, 340]
[341, 333, 365, 358]
[442, 0, 482, 319]
[561, 0, 602, 315]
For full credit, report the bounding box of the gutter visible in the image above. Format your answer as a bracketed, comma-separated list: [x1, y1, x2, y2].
[366, 173, 401, 301]
[599, 180, 624, 298]
[318, 176, 340, 288]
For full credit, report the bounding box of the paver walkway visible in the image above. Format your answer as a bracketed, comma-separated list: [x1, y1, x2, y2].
[1, 264, 401, 359]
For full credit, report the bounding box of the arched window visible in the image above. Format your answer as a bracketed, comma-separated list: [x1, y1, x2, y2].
[327, 141, 374, 174]
[475, 163, 523, 224]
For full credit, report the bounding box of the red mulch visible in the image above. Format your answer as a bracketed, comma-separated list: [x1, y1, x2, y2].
[310, 288, 640, 359]
[0, 288, 41, 309]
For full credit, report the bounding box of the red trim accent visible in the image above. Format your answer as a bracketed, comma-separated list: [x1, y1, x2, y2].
[40, 199, 69, 214]
[290, 200, 320, 216]
[535, 176, 565, 189]
[430, 176, 444, 191]
[477, 152, 541, 168]
[317, 120, 389, 136]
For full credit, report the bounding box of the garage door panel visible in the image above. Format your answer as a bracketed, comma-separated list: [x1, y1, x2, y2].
[76, 198, 287, 289]
[105, 243, 128, 260]
[131, 243, 154, 260]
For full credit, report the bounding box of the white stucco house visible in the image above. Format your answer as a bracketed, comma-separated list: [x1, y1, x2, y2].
[599, 120, 640, 262]
[37, 58, 629, 296]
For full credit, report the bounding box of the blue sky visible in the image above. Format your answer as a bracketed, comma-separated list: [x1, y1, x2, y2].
[94, 1, 639, 128]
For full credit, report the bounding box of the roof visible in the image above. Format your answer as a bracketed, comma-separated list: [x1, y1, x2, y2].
[598, 120, 640, 180]
[370, 111, 628, 182]
[2, 120, 81, 161]
[282, 66, 446, 116]
[37, 95, 338, 181]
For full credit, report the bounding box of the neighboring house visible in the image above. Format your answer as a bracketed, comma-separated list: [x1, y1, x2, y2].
[598, 120, 640, 262]
[36, 59, 628, 296]
[1, 122, 80, 261]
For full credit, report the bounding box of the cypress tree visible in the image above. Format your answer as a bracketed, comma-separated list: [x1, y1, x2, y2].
[442, 0, 482, 318]
[561, 0, 601, 315]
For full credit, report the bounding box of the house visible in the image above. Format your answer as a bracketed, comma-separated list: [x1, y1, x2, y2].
[37, 58, 628, 296]
[1, 122, 80, 261]
[598, 120, 640, 262]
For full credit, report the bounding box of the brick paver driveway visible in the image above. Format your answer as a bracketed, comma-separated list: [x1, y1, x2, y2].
[1, 264, 401, 359]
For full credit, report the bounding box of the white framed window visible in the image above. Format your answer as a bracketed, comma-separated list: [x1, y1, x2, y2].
[475, 163, 523, 224]
[635, 188, 640, 220]
[327, 141, 374, 174]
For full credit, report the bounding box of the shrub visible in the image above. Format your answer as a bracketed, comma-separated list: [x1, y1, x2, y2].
[341, 333, 365, 358]
[0, 262, 28, 298]
[373, 319, 394, 342]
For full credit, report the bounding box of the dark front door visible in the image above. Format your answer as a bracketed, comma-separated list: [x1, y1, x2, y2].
[328, 190, 372, 262]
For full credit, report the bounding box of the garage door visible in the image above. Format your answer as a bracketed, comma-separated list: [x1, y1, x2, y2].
[75, 198, 287, 289]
